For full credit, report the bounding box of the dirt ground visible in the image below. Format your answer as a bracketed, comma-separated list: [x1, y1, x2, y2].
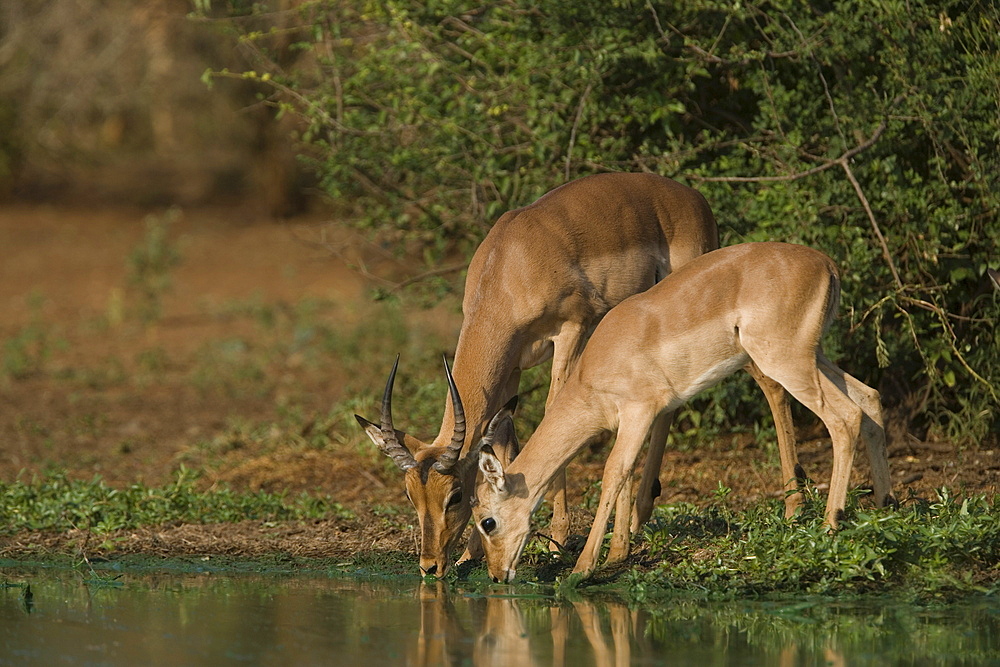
[2, 204, 998, 563]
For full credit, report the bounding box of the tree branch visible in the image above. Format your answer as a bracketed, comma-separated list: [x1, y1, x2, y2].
[839, 158, 901, 289]
[689, 117, 888, 184]
[389, 262, 468, 293]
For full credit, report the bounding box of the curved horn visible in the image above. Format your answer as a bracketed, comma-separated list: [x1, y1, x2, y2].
[476, 395, 518, 451]
[433, 355, 466, 473]
[377, 355, 417, 471]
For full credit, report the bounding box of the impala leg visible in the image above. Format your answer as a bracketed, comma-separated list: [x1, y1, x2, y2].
[607, 466, 635, 564]
[815, 379, 863, 527]
[631, 410, 672, 532]
[818, 354, 893, 508]
[499, 368, 523, 464]
[759, 357, 862, 528]
[573, 418, 651, 577]
[458, 522, 484, 563]
[547, 471, 570, 551]
[745, 361, 803, 518]
[458, 369, 524, 566]
[546, 323, 589, 552]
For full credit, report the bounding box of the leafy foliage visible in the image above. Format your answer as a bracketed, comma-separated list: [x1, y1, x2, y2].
[205, 0, 1000, 442]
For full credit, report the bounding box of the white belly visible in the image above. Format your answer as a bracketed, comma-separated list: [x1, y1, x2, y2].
[677, 352, 749, 403]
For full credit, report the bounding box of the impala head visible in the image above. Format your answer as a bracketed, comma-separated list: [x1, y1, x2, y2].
[471, 438, 535, 584]
[355, 356, 516, 577]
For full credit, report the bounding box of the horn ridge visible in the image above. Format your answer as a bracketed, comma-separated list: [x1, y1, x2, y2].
[373, 354, 417, 471]
[380, 354, 400, 436]
[433, 355, 466, 473]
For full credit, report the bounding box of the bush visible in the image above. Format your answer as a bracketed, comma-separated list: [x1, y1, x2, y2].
[206, 0, 999, 444]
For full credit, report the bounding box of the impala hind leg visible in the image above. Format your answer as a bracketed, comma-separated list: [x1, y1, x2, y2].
[756, 355, 863, 527]
[630, 410, 673, 533]
[818, 354, 894, 508]
[745, 361, 804, 518]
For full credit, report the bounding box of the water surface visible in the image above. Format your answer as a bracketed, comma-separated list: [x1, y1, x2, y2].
[2, 567, 997, 665]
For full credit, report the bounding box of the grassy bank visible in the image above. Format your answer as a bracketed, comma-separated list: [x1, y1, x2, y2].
[2, 472, 997, 602]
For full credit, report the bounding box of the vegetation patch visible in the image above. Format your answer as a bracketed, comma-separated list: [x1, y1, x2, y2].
[0, 467, 352, 538]
[642, 494, 999, 602]
[489, 488, 1000, 603]
[1, 472, 997, 602]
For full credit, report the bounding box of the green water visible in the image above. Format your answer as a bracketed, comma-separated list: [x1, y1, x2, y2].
[2, 567, 998, 665]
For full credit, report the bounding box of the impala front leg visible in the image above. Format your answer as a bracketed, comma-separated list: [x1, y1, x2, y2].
[607, 472, 635, 564]
[547, 472, 569, 552]
[573, 418, 651, 577]
[457, 529, 484, 564]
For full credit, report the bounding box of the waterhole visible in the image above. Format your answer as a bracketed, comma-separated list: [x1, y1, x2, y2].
[2, 567, 997, 665]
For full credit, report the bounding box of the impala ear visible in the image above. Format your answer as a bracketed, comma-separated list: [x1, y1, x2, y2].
[355, 414, 383, 445]
[478, 444, 507, 494]
[491, 415, 520, 463]
[355, 414, 417, 471]
[477, 398, 520, 463]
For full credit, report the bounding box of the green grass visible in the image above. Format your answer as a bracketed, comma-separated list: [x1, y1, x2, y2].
[0, 467, 352, 536]
[487, 487, 1000, 602]
[628, 488, 1000, 601]
[2, 467, 997, 602]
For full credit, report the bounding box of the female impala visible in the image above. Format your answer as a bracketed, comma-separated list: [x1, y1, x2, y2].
[356, 173, 724, 576]
[471, 242, 895, 582]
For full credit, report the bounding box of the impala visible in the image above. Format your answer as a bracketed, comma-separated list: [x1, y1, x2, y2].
[355, 173, 722, 577]
[471, 242, 895, 582]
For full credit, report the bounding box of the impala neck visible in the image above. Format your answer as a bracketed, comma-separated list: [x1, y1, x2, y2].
[509, 393, 611, 506]
[432, 323, 521, 452]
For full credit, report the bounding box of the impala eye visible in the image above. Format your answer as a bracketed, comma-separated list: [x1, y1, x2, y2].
[481, 517, 497, 535]
[446, 491, 462, 508]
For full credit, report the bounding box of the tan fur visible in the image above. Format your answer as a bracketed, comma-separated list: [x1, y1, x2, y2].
[359, 173, 719, 576]
[472, 242, 894, 582]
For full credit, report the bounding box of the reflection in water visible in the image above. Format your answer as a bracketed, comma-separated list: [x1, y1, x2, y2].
[1, 569, 998, 665]
[473, 588, 534, 667]
[412, 581, 467, 666]
[411, 581, 642, 666]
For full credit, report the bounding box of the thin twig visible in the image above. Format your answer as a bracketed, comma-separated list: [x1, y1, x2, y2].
[565, 81, 594, 181]
[689, 117, 888, 184]
[840, 159, 902, 289]
[390, 262, 468, 293]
